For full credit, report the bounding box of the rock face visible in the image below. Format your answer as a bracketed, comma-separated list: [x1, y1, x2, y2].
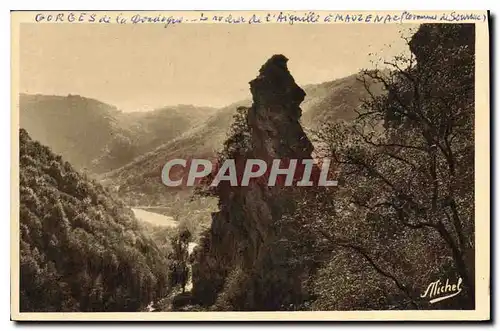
[191, 55, 315, 310]
[249, 54, 314, 160]
[409, 23, 474, 63]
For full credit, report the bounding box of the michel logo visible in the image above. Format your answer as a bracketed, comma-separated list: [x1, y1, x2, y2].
[420, 277, 463, 304]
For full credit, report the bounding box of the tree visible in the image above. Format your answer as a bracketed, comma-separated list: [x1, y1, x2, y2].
[310, 24, 475, 309]
[169, 227, 192, 292]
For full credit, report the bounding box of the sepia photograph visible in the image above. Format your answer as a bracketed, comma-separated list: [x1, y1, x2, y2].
[10, 10, 490, 321]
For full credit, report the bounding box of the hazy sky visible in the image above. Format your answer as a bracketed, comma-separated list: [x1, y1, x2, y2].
[20, 23, 416, 112]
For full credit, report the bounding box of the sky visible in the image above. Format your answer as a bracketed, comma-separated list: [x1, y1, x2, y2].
[19, 23, 416, 112]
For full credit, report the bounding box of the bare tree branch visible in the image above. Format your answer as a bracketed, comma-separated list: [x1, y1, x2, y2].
[315, 228, 419, 309]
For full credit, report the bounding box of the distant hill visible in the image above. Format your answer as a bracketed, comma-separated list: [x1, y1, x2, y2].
[19, 94, 219, 173]
[19, 94, 120, 171]
[102, 72, 382, 205]
[100, 100, 249, 205]
[301, 73, 382, 129]
[19, 129, 174, 312]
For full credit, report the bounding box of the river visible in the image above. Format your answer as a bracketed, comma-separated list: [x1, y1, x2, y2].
[131, 207, 198, 254]
[131, 207, 198, 311]
[131, 208, 178, 227]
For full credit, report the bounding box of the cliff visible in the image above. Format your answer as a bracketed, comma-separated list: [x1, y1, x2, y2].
[191, 55, 316, 310]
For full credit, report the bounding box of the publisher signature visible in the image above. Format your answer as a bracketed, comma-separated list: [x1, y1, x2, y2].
[421, 277, 463, 304]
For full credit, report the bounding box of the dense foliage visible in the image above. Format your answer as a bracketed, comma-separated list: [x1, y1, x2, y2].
[19, 129, 172, 312]
[306, 23, 475, 310]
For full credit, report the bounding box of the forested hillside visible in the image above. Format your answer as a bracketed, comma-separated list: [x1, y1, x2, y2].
[301, 73, 383, 130]
[19, 94, 218, 174]
[19, 94, 119, 172]
[19, 129, 172, 312]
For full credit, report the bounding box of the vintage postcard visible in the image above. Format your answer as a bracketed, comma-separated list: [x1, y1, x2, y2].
[10, 10, 490, 321]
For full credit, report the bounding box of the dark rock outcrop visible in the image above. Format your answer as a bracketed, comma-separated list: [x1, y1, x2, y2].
[249, 54, 313, 161]
[191, 55, 315, 310]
